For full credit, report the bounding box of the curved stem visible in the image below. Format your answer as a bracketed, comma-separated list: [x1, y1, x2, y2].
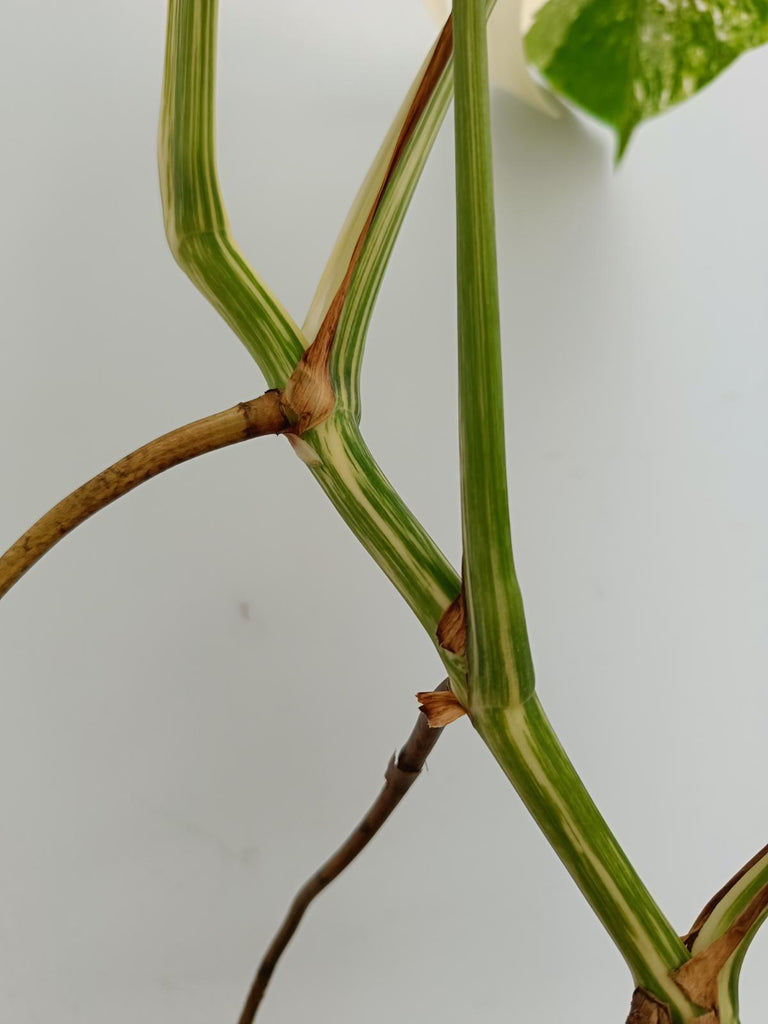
[0, 392, 289, 600]
[160, 0, 306, 387]
[237, 681, 450, 1023]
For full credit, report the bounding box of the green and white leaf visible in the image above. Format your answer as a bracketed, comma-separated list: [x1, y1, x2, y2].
[524, 0, 768, 155]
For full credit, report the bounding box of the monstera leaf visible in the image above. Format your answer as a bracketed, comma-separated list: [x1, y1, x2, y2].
[524, 0, 768, 155]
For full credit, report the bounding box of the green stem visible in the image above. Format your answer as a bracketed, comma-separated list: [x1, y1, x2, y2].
[475, 700, 694, 1015]
[451, 1, 694, 1013]
[688, 844, 768, 1021]
[297, 410, 692, 1016]
[160, 0, 305, 388]
[312, 2, 497, 423]
[307, 413, 461, 638]
[158, 3, 700, 1015]
[453, 0, 533, 710]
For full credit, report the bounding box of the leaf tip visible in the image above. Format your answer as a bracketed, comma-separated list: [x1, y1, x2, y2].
[614, 121, 636, 165]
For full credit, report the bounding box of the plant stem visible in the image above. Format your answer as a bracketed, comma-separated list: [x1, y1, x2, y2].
[453, 0, 533, 711]
[451, 2, 694, 1014]
[306, 412, 462, 641]
[160, 0, 305, 388]
[154, 4, 701, 1017]
[237, 680, 450, 1023]
[475, 700, 694, 1015]
[680, 843, 768, 1021]
[0, 392, 289, 600]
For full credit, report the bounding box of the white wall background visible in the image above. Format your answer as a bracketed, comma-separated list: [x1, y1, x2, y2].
[1, 1, 768, 1021]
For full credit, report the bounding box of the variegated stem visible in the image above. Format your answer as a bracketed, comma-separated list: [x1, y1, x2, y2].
[304, 412, 462, 652]
[306, 2, 497, 423]
[158, 3, 697, 1015]
[160, 0, 306, 389]
[159, 0, 469, 661]
[293, 402, 693, 1015]
[451, 1, 694, 1014]
[326, 23, 455, 420]
[675, 843, 768, 1021]
[475, 702, 695, 1017]
[453, 0, 533, 711]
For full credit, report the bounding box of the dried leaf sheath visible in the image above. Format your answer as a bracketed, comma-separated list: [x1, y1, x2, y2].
[417, 689, 467, 726]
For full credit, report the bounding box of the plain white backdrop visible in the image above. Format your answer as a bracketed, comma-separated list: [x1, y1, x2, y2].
[1, 1, 768, 1021]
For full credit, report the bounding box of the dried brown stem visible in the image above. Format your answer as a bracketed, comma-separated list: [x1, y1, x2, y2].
[237, 679, 450, 1024]
[0, 390, 290, 600]
[626, 988, 673, 1024]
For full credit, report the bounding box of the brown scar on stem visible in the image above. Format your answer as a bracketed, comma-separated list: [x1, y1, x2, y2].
[437, 589, 466, 655]
[416, 689, 466, 727]
[672, 881, 768, 1011]
[682, 840, 768, 950]
[625, 988, 673, 1024]
[284, 17, 455, 433]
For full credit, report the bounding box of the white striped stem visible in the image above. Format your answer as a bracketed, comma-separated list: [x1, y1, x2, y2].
[159, 0, 306, 389]
[157, 4, 704, 1017]
[453, 0, 534, 711]
[681, 844, 768, 1021]
[475, 701, 696, 1017]
[159, 0, 469, 665]
[451, 1, 694, 1014]
[307, 412, 462, 644]
[306, 5, 500, 424]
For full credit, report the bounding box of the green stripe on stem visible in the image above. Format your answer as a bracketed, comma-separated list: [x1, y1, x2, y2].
[328, 54, 456, 421]
[475, 700, 695, 1016]
[308, 412, 461, 639]
[690, 845, 768, 1022]
[312, 4, 499, 423]
[453, 0, 533, 709]
[452, 3, 694, 1012]
[159, 0, 305, 388]
[692, 847, 768, 952]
